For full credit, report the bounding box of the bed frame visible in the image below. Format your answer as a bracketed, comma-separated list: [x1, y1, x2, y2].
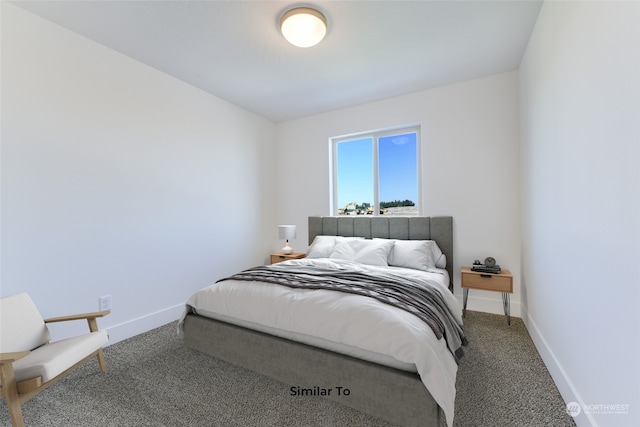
[183, 216, 453, 427]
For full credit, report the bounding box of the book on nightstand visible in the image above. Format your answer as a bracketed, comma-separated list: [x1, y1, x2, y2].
[471, 264, 502, 274]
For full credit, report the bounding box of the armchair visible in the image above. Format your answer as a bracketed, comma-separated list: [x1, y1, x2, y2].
[0, 292, 110, 427]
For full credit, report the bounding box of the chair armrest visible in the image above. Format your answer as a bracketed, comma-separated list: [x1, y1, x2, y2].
[0, 351, 30, 363]
[44, 310, 110, 324]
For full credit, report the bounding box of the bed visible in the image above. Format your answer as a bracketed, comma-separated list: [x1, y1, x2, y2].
[181, 216, 464, 427]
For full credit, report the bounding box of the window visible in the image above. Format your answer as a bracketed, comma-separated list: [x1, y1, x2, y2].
[331, 126, 420, 216]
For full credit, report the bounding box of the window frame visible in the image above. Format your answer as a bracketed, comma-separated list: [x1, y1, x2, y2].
[330, 125, 422, 217]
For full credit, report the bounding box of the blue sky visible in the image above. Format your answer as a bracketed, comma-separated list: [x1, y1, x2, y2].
[336, 133, 417, 208]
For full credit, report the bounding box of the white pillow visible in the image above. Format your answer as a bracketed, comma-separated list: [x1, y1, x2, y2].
[306, 236, 338, 258]
[435, 253, 447, 269]
[379, 239, 446, 271]
[306, 235, 363, 258]
[387, 240, 434, 270]
[425, 241, 445, 268]
[329, 239, 395, 267]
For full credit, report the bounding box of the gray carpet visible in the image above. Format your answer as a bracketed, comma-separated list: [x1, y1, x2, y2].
[451, 311, 576, 427]
[1, 311, 576, 426]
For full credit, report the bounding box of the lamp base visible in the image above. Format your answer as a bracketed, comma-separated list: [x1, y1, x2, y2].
[281, 244, 293, 255]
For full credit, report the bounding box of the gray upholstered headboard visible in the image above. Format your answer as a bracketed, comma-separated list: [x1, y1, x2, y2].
[308, 216, 453, 291]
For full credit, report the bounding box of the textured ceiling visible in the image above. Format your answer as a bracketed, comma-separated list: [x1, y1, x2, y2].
[11, 0, 543, 122]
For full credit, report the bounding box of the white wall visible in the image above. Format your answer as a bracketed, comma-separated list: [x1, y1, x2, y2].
[1, 3, 277, 343]
[276, 71, 522, 315]
[519, 1, 640, 426]
[8, 5, 637, 425]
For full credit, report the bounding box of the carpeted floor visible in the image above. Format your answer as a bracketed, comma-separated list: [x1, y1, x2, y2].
[1, 311, 576, 426]
[451, 311, 576, 427]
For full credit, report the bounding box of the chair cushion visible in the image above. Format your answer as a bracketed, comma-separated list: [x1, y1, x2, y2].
[0, 292, 51, 352]
[12, 331, 108, 383]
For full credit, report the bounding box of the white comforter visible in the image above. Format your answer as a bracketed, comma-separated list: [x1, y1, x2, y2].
[182, 258, 462, 427]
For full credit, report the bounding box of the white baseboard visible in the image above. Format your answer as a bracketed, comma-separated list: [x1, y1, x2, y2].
[103, 303, 185, 346]
[521, 305, 597, 427]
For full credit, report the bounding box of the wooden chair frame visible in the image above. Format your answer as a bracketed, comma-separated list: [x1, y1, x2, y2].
[0, 310, 110, 427]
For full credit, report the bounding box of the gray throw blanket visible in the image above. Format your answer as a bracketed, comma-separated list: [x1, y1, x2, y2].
[218, 263, 467, 363]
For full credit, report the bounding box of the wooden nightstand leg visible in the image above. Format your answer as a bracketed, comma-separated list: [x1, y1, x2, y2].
[502, 292, 511, 325]
[462, 288, 469, 318]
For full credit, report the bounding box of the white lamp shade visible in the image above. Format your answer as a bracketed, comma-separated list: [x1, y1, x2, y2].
[278, 225, 296, 240]
[278, 225, 296, 254]
[280, 7, 327, 48]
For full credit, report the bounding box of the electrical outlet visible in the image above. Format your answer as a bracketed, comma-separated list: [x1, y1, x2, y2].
[99, 295, 112, 311]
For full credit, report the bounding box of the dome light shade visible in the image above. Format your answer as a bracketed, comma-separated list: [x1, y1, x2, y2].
[280, 7, 327, 48]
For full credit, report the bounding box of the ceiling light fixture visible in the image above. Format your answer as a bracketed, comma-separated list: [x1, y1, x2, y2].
[280, 7, 327, 48]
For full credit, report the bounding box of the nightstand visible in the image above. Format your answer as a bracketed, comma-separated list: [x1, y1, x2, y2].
[461, 266, 513, 325]
[270, 252, 306, 264]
